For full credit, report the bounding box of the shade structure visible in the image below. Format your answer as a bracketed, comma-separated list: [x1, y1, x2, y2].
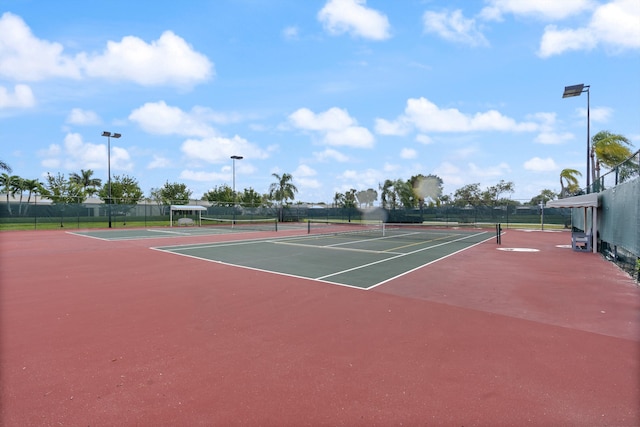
[547, 194, 599, 253]
[170, 205, 207, 227]
[545, 193, 598, 209]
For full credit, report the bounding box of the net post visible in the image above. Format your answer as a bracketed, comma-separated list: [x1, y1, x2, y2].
[496, 223, 502, 244]
[275, 218, 278, 232]
[308, 221, 311, 234]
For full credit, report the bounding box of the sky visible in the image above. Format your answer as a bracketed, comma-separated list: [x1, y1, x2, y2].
[1, 0, 639, 204]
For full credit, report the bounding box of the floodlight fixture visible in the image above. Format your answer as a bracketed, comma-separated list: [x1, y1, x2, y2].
[230, 155, 243, 223]
[562, 84, 587, 98]
[562, 83, 590, 192]
[101, 131, 122, 228]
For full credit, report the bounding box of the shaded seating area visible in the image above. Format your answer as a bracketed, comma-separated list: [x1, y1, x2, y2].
[571, 230, 592, 252]
[547, 193, 599, 254]
[170, 205, 207, 227]
[177, 217, 195, 226]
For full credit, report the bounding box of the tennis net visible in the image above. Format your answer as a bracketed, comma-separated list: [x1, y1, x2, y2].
[307, 220, 383, 237]
[307, 220, 487, 241]
[201, 217, 278, 232]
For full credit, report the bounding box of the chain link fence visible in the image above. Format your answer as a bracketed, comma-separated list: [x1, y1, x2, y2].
[0, 197, 571, 230]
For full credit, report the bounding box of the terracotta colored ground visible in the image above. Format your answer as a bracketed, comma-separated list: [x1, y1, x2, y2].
[1, 228, 638, 426]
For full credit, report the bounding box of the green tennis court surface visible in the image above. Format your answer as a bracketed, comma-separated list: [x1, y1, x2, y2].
[152, 225, 494, 289]
[69, 218, 287, 240]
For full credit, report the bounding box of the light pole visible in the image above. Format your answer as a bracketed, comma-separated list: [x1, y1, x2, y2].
[562, 83, 590, 193]
[102, 131, 121, 228]
[230, 155, 243, 224]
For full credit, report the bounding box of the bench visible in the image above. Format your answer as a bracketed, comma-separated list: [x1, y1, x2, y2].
[571, 231, 592, 252]
[177, 218, 195, 226]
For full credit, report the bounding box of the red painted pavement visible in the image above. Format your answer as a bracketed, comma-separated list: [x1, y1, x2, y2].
[1, 228, 638, 426]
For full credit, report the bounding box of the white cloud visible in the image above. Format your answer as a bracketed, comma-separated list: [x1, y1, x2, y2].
[294, 164, 317, 177]
[181, 135, 269, 164]
[324, 127, 374, 148]
[38, 143, 66, 169]
[480, 0, 594, 21]
[288, 107, 375, 148]
[374, 117, 411, 136]
[318, 0, 391, 40]
[434, 162, 464, 187]
[80, 31, 213, 88]
[453, 147, 478, 159]
[590, 0, 640, 50]
[66, 108, 101, 125]
[400, 148, 417, 159]
[538, 0, 640, 57]
[528, 111, 574, 144]
[380, 97, 538, 134]
[38, 133, 132, 172]
[0, 13, 213, 88]
[297, 177, 323, 189]
[129, 101, 216, 137]
[282, 26, 299, 40]
[147, 155, 172, 169]
[313, 148, 349, 162]
[415, 134, 433, 145]
[524, 157, 558, 172]
[0, 12, 81, 81]
[62, 133, 105, 170]
[179, 170, 228, 182]
[0, 84, 35, 109]
[289, 107, 354, 131]
[538, 26, 596, 57]
[468, 162, 511, 177]
[434, 160, 513, 193]
[337, 168, 385, 190]
[423, 9, 489, 47]
[535, 132, 574, 145]
[578, 106, 612, 122]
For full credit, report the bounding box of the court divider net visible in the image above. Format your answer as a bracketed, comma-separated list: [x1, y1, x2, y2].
[201, 217, 278, 232]
[307, 220, 488, 241]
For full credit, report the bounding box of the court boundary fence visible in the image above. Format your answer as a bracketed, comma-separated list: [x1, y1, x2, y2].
[0, 199, 571, 231]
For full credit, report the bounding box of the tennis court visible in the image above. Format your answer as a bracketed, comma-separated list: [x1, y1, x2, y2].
[152, 222, 494, 289]
[70, 217, 283, 241]
[2, 225, 639, 426]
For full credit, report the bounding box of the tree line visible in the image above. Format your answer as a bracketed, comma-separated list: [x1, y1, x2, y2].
[0, 130, 634, 216]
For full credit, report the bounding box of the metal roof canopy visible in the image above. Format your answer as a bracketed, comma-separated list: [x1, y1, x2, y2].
[170, 205, 207, 227]
[546, 194, 599, 253]
[545, 193, 599, 208]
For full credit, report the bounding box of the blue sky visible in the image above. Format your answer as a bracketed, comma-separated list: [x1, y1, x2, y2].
[1, 0, 639, 203]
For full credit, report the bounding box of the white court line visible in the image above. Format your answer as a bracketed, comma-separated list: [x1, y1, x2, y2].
[367, 232, 496, 290]
[66, 231, 112, 241]
[147, 228, 192, 236]
[316, 231, 490, 281]
[273, 240, 403, 255]
[151, 230, 494, 290]
[150, 246, 368, 291]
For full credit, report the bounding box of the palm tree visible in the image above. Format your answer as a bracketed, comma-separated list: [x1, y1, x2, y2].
[379, 180, 393, 209]
[20, 178, 43, 216]
[0, 173, 20, 215]
[591, 131, 634, 188]
[69, 169, 102, 197]
[559, 168, 582, 198]
[269, 173, 298, 221]
[0, 160, 12, 173]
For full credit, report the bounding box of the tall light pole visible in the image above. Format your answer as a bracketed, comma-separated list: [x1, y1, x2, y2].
[230, 155, 243, 224]
[102, 131, 121, 228]
[562, 83, 590, 193]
